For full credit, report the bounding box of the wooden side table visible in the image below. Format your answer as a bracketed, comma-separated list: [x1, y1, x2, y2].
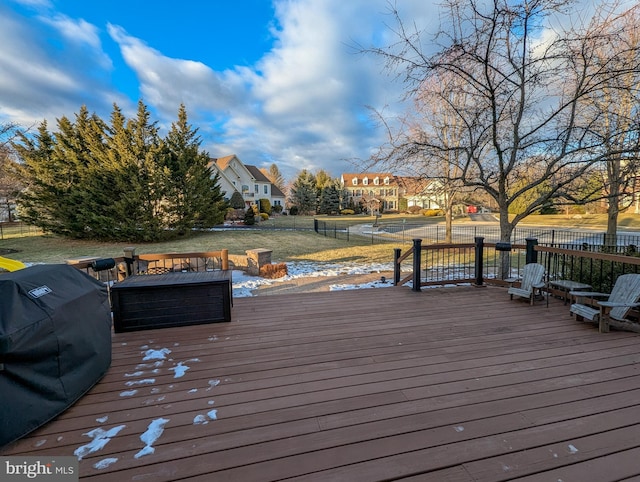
[549, 280, 592, 305]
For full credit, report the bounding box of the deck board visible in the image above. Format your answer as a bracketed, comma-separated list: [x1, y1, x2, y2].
[3, 285, 640, 481]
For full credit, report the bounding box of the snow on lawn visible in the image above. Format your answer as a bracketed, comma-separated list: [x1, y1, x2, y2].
[232, 261, 397, 297]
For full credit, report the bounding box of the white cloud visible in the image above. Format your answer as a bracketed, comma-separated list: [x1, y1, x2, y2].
[102, 0, 431, 178]
[107, 24, 246, 118]
[40, 14, 103, 50]
[0, 3, 127, 127]
[14, 0, 624, 183]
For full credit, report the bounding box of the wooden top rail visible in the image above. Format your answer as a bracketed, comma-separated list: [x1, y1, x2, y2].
[136, 250, 228, 261]
[535, 245, 640, 266]
[66, 256, 125, 270]
[67, 249, 230, 275]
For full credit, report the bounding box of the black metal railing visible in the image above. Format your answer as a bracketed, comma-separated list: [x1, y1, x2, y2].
[393, 237, 640, 294]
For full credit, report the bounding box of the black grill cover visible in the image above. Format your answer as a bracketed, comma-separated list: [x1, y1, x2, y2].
[0, 264, 112, 447]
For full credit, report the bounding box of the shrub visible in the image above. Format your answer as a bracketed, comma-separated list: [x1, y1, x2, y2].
[272, 204, 283, 213]
[259, 212, 269, 221]
[289, 206, 299, 215]
[244, 208, 255, 225]
[258, 198, 272, 215]
[407, 205, 422, 214]
[260, 262, 288, 279]
[340, 209, 355, 215]
[225, 208, 245, 221]
[421, 208, 444, 216]
[229, 191, 246, 209]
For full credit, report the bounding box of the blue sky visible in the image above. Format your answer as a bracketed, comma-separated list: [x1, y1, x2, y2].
[0, 0, 620, 181]
[2, 0, 444, 180]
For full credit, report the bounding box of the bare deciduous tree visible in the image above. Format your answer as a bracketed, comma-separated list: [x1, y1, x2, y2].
[0, 122, 23, 222]
[569, 5, 640, 244]
[368, 0, 640, 251]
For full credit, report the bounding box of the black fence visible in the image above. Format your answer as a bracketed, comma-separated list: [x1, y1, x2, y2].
[314, 219, 640, 252]
[0, 222, 43, 240]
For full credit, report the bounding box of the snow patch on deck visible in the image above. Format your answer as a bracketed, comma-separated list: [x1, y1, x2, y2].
[74, 425, 126, 460]
[134, 418, 169, 459]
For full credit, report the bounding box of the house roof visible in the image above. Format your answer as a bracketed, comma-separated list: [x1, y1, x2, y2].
[271, 184, 286, 198]
[341, 173, 397, 186]
[245, 165, 271, 183]
[213, 155, 237, 170]
[395, 176, 432, 194]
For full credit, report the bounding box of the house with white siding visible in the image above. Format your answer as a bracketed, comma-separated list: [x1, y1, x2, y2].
[208, 155, 286, 210]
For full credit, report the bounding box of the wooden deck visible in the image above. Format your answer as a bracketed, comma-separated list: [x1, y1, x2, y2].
[4, 285, 640, 481]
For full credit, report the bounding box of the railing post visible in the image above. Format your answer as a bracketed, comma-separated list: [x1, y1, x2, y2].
[526, 238, 538, 264]
[412, 238, 422, 292]
[394, 248, 402, 285]
[123, 247, 136, 276]
[221, 249, 229, 271]
[475, 237, 484, 286]
[314, 219, 318, 233]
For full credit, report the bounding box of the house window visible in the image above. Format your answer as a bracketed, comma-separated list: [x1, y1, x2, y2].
[264, 185, 268, 194]
[374, 177, 379, 185]
[363, 177, 369, 185]
[254, 184, 259, 193]
[384, 177, 390, 185]
[241, 184, 249, 193]
[352, 178, 358, 185]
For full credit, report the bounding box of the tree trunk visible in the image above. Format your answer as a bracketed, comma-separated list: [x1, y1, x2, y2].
[606, 204, 618, 248]
[444, 207, 453, 243]
[498, 208, 514, 280]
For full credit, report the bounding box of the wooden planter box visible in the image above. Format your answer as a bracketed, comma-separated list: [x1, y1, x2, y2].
[111, 271, 232, 333]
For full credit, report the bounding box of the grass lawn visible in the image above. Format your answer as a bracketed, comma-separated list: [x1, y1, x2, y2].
[512, 213, 640, 230]
[0, 227, 403, 266]
[3, 213, 640, 267]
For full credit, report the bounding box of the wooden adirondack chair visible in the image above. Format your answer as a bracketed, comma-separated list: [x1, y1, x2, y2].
[508, 263, 546, 306]
[569, 273, 640, 333]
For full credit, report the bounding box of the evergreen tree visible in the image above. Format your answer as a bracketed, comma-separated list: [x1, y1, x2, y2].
[229, 190, 246, 209]
[101, 100, 166, 241]
[244, 206, 256, 225]
[317, 181, 341, 214]
[289, 170, 317, 214]
[14, 101, 227, 241]
[13, 122, 58, 232]
[162, 104, 226, 234]
[314, 169, 332, 190]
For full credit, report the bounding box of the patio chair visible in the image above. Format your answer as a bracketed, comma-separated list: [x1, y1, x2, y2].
[507, 263, 546, 306]
[569, 273, 640, 333]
